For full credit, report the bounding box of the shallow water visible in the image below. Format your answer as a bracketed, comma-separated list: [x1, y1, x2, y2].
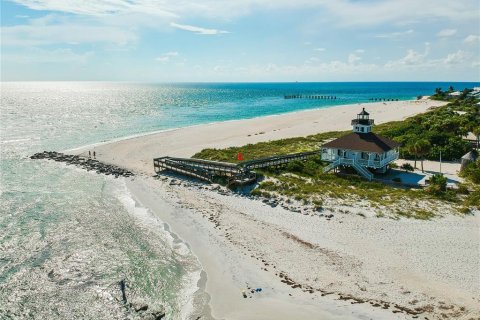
[1, 81, 478, 319]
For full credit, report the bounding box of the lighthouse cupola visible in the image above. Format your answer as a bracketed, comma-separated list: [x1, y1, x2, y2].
[351, 108, 374, 133]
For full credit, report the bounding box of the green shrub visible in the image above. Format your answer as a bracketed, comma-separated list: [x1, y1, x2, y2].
[287, 160, 305, 172]
[456, 184, 470, 195]
[426, 174, 447, 194]
[401, 163, 414, 172]
[460, 159, 480, 184]
[302, 159, 320, 176]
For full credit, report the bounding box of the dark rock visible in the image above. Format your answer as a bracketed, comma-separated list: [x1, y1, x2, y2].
[150, 306, 166, 320]
[132, 301, 149, 312]
[30, 151, 135, 178]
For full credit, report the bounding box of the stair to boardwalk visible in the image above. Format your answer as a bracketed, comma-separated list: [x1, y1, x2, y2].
[352, 162, 373, 180]
[323, 159, 341, 173]
[322, 158, 373, 180]
[159, 158, 215, 182]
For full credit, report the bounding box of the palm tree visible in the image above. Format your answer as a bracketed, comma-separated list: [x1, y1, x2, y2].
[448, 85, 455, 93]
[435, 87, 443, 95]
[414, 139, 432, 172]
[406, 143, 418, 169]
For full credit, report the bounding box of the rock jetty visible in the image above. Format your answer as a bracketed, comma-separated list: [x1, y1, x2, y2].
[30, 151, 134, 178]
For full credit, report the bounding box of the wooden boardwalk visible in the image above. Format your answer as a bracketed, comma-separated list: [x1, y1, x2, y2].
[153, 150, 320, 185]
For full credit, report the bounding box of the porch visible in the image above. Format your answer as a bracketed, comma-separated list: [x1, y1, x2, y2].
[321, 148, 399, 169]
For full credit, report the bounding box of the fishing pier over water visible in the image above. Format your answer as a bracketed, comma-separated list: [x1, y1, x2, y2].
[154, 151, 319, 185]
[284, 95, 401, 101]
[284, 94, 337, 100]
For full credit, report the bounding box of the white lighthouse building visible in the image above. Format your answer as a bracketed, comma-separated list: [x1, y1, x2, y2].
[321, 108, 400, 180]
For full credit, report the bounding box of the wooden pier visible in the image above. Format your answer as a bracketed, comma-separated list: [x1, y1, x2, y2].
[284, 94, 337, 100]
[368, 98, 399, 101]
[153, 150, 320, 185]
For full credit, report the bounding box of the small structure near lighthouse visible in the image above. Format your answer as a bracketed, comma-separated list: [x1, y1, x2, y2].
[321, 108, 400, 180]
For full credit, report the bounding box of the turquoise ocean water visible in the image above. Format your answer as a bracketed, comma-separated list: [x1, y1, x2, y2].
[1, 81, 478, 319]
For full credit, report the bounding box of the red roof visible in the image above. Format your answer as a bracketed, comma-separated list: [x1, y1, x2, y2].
[322, 132, 400, 153]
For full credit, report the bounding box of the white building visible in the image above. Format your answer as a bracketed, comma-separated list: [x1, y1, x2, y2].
[448, 91, 462, 97]
[321, 108, 400, 180]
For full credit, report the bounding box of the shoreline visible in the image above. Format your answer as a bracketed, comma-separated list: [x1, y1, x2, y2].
[75, 99, 447, 175]
[126, 175, 479, 319]
[67, 98, 420, 155]
[126, 177, 414, 320]
[70, 98, 479, 319]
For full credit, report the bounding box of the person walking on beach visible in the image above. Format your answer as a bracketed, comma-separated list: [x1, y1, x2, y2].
[93, 151, 96, 159]
[88, 151, 91, 158]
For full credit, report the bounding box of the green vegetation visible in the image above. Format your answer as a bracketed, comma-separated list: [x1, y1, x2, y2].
[430, 86, 472, 101]
[459, 156, 480, 210]
[426, 174, 447, 194]
[194, 87, 480, 218]
[460, 155, 480, 184]
[374, 95, 478, 162]
[407, 139, 432, 172]
[255, 158, 458, 213]
[194, 131, 344, 162]
[400, 163, 414, 172]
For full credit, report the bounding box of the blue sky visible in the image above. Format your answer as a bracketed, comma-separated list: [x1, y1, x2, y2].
[1, 0, 479, 81]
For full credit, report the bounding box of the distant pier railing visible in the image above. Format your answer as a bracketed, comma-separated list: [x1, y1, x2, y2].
[284, 95, 401, 102]
[284, 94, 337, 100]
[368, 98, 400, 101]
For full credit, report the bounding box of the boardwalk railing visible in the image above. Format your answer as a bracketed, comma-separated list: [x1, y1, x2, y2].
[240, 151, 320, 170]
[154, 150, 320, 185]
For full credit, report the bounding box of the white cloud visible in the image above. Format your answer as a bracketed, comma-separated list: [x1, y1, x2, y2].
[11, 0, 479, 26]
[355, 49, 365, 53]
[385, 43, 430, 67]
[2, 47, 94, 64]
[375, 29, 414, 39]
[170, 22, 229, 35]
[1, 18, 137, 46]
[437, 29, 457, 37]
[384, 44, 475, 70]
[464, 34, 480, 44]
[348, 53, 361, 64]
[305, 57, 320, 64]
[155, 51, 179, 63]
[12, 0, 178, 18]
[314, 47, 326, 52]
[443, 50, 467, 64]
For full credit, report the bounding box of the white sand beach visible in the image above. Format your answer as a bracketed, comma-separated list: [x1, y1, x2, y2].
[73, 100, 480, 319]
[80, 99, 446, 174]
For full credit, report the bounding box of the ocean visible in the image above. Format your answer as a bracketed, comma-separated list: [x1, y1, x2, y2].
[1, 81, 478, 319]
